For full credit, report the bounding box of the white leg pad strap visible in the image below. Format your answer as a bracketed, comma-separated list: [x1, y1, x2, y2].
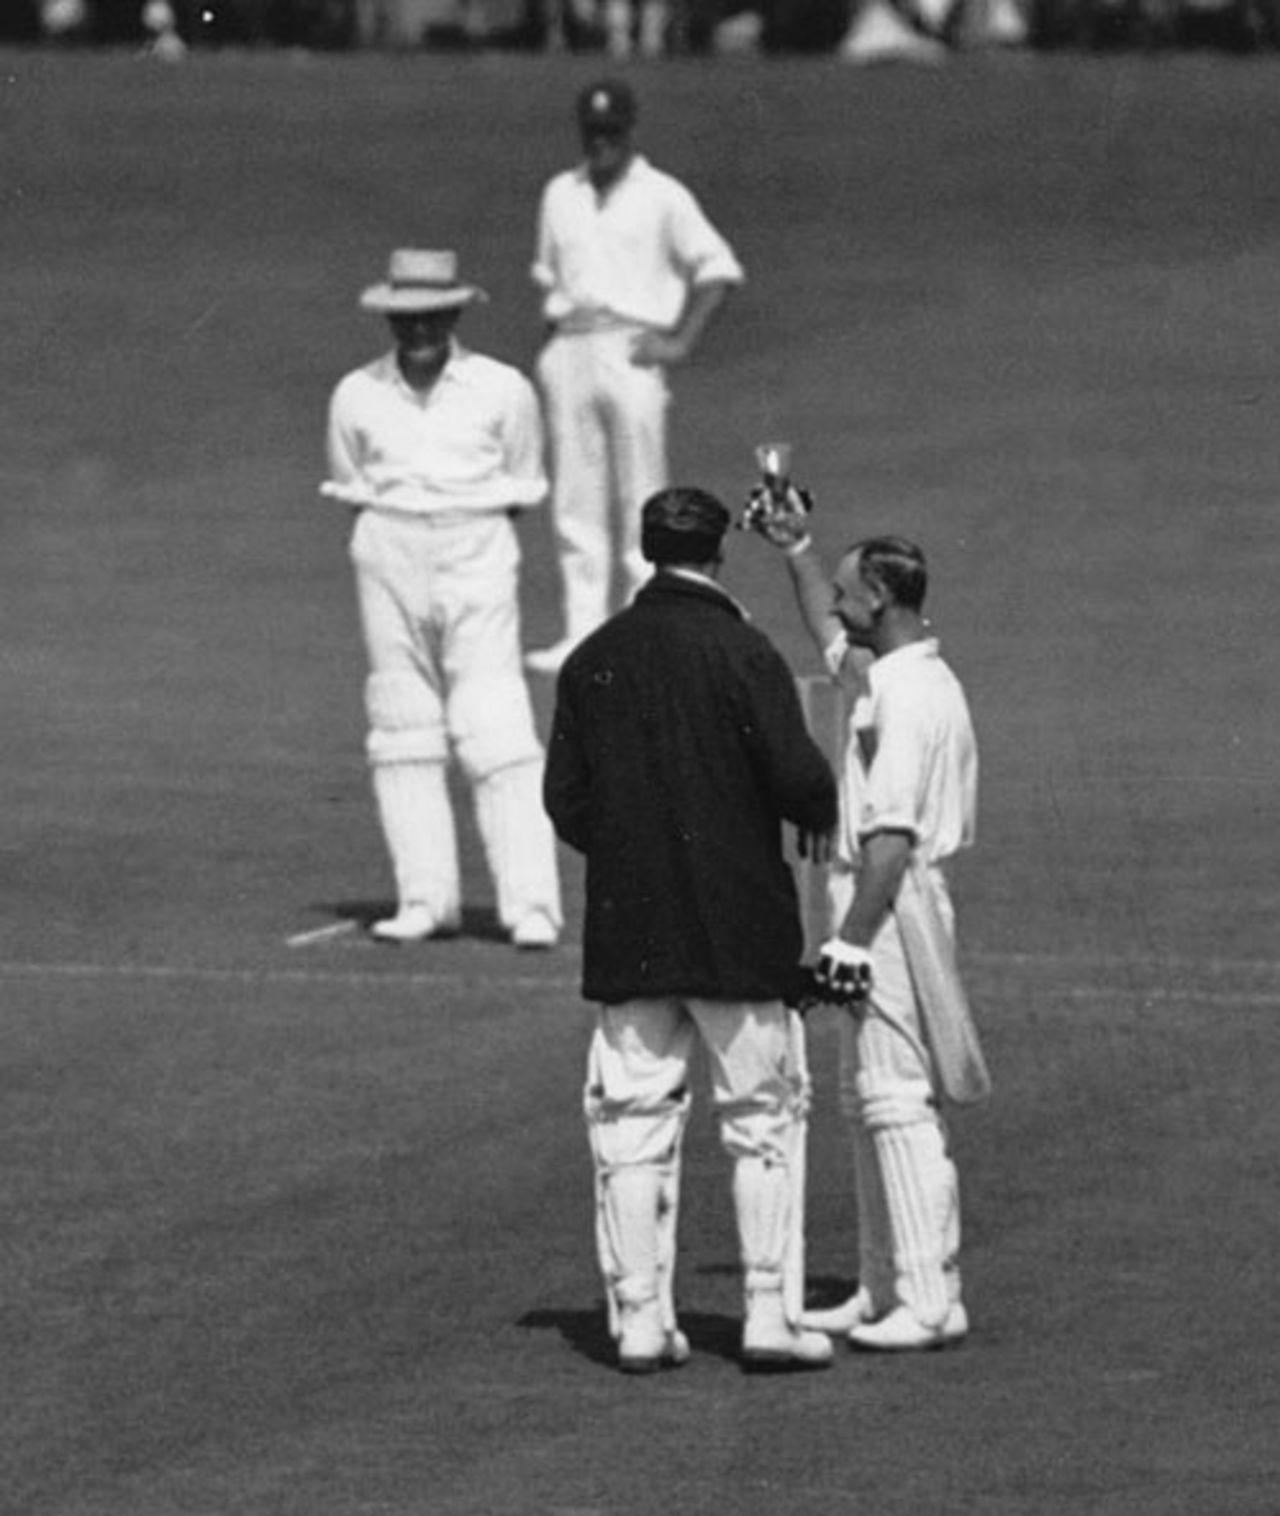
[364, 672, 447, 767]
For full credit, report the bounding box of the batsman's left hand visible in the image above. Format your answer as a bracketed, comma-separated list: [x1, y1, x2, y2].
[814, 938, 873, 1007]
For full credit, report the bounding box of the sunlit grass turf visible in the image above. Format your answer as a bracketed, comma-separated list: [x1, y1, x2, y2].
[2, 44, 1279, 1516]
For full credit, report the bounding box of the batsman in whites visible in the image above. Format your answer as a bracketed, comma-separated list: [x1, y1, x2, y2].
[747, 479, 986, 1352]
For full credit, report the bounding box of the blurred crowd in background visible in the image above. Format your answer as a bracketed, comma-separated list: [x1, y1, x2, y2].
[3, 0, 1277, 65]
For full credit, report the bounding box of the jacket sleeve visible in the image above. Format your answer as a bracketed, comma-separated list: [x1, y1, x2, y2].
[739, 639, 839, 835]
[543, 682, 592, 854]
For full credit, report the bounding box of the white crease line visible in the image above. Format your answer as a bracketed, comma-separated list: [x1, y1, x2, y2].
[970, 950, 1280, 976]
[0, 960, 579, 991]
[0, 958, 1277, 1007]
[285, 920, 360, 949]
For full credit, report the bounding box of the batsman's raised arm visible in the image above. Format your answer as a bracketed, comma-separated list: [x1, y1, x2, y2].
[744, 482, 842, 658]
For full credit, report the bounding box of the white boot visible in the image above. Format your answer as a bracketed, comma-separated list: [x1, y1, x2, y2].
[849, 1300, 968, 1351]
[734, 1156, 832, 1371]
[801, 1285, 873, 1334]
[371, 903, 460, 943]
[743, 1288, 834, 1371]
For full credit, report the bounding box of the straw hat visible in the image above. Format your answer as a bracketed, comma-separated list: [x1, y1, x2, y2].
[359, 249, 487, 314]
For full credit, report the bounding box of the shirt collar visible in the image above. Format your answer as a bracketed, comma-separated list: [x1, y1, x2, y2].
[869, 636, 940, 690]
[574, 152, 649, 191]
[378, 339, 468, 398]
[652, 567, 751, 620]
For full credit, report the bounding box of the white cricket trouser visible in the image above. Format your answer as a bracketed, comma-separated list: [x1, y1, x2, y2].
[584, 999, 809, 1331]
[535, 329, 669, 642]
[830, 867, 962, 1329]
[350, 508, 561, 929]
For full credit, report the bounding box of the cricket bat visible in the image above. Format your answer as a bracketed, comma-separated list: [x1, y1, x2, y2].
[893, 861, 992, 1107]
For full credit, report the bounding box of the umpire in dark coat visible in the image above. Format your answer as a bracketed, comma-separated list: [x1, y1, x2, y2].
[543, 485, 839, 1375]
[545, 490, 836, 1006]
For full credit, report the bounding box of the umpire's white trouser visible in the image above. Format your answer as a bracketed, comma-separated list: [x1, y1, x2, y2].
[584, 999, 810, 1335]
[829, 866, 962, 1329]
[535, 329, 669, 642]
[350, 508, 561, 930]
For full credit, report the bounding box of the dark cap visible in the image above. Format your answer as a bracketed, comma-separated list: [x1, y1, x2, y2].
[576, 79, 637, 134]
[641, 487, 730, 565]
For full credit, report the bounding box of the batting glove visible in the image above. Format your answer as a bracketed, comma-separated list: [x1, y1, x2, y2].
[814, 939, 873, 1007]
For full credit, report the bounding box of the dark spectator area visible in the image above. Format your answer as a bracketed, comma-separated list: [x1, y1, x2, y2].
[3, 0, 1278, 63]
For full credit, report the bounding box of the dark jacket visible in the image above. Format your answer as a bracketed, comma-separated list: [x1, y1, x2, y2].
[544, 571, 838, 1005]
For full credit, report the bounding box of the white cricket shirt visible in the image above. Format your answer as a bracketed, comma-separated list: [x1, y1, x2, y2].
[825, 636, 977, 867]
[532, 155, 745, 331]
[324, 343, 547, 517]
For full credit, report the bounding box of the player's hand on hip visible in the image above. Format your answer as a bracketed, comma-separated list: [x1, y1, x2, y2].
[630, 330, 687, 368]
[814, 939, 873, 1007]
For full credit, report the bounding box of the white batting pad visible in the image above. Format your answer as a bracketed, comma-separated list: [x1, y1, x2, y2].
[733, 1156, 793, 1296]
[364, 671, 447, 767]
[370, 761, 460, 920]
[472, 761, 562, 933]
[872, 1120, 958, 1330]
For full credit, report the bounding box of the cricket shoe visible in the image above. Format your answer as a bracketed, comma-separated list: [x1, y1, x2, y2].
[848, 1301, 969, 1352]
[511, 911, 560, 951]
[800, 1286, 875, 1335]
[741, 1290, 835, 1373]
[617, 1300, 691, 1374]
[370, 904, 460, 944]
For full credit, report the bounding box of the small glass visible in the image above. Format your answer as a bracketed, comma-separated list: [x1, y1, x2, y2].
[754, 441, 792, 501]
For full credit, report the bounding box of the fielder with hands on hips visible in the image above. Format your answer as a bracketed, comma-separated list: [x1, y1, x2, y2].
[543, 486, 839, 1375]
[747, 480, 981, 1352]
[524, 79, 745, 677]
[323, 249, 562, 950]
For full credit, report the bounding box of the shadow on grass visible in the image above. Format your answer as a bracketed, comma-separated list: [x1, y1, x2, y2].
[517, 1267, 861, 1369]
[694, 1263, 858, 1315]
[312, 900, 510, 943]
[517, 1305, 745, 1366]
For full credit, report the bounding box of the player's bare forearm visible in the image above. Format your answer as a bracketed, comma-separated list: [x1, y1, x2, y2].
[836, 830, 913, 949]
[741, 483, 839, 656]
[785, 544, 839, 659]
[631, 281, 732, 367]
